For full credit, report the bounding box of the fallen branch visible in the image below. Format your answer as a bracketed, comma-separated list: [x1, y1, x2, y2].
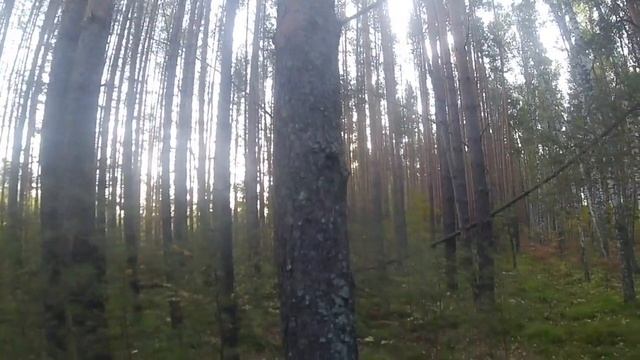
[340, 0, 385, 26]
[353, 257, 407, 273]
[431, 105, 640, 248]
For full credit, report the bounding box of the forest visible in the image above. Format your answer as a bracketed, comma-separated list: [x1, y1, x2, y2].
[0, 0, 639, 358]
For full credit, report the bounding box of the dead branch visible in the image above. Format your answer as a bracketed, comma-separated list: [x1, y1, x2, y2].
[340, 0, 385, 27]
[431, 105, 640, 248]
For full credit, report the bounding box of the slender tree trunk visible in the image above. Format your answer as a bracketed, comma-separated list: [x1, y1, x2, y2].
[122, 0, 145, 313]
[379, 2, 408, 261]
[212, 0, 240, 357]
[449, 0, 496, 309]
[362, 0, 385, 270]
[175, 0, 201, 244]
[0, 0, 16, 59]
[162, 0, 188, 252]
[245, 0, 263, 273]
[7, 0, 60, 244]
[197, 0, 212, 240]
[615, 193, 637, 303]
[425, 0, 458, 291]
[98, 0, 134, 238]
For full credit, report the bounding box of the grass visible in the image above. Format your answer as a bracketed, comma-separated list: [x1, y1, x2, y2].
[1, 220, 640, 358]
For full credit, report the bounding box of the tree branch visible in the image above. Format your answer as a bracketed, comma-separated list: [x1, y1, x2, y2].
[431, 105, 640, 248]
[340, 0, 385, 27]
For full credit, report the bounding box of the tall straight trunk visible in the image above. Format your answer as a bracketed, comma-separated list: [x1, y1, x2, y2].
[7, 0, 60, 241]
[362, 0, 385, 270]
[449, 0, 496, 309]
[212, 0, 240, 357]
[122, 0, 145, 312]
[175, 0, 202, 244]
[41, 0, 114, 357]
[98, 0, 134, 237]
[197, 0, 212, 239]
[0, 0, 16, 59]
[379, 2, 408, 261]
[245, 0, 264, 272]
[162, 0, 188, 250]
[274, 0, 358, 358]
[423, 1, 458, 290]
[616, 193, 637, 303]
[431, 0, 474, 275]
[21, 31, 56, 214]
[354, 5, 369, 218]
[41, 1, 88, 355]
[412, 2, 436, 240]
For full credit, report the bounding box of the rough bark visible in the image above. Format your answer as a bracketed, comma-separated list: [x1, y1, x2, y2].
[274, 0, 358, 358]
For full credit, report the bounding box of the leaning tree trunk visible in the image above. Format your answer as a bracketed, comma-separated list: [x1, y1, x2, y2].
[274, 0, 358, 358]
[212, 0, 240, 357]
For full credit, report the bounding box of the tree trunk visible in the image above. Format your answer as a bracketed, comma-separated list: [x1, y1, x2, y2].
[122, 0, 145, 313]
[362, 0, 386, 271]
[423, 0, 458, 291]
[379, 2, 408, 262]
[197, 0, 212, 240]
[274, 0, 358, 358]
[245, 0, 264, 273]
[212, 0, 240, 357]
[97, 0, 134, 237]
[41, 0, 114, 357]
[175, 0, 201, 244]
[162, 0, 188, 251]
[449, 0, 496, 309]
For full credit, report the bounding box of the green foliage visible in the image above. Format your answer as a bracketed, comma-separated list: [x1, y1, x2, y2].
[2, 219, 640, 359]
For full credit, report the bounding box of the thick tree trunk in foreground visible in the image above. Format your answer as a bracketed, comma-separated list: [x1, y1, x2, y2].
[212, 0, 240, 357]
[41, 0, 114, 357]
[274, 0, 358, 358]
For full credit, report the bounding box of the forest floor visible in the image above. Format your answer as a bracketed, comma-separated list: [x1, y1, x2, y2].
[1, 228, 640, 359]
